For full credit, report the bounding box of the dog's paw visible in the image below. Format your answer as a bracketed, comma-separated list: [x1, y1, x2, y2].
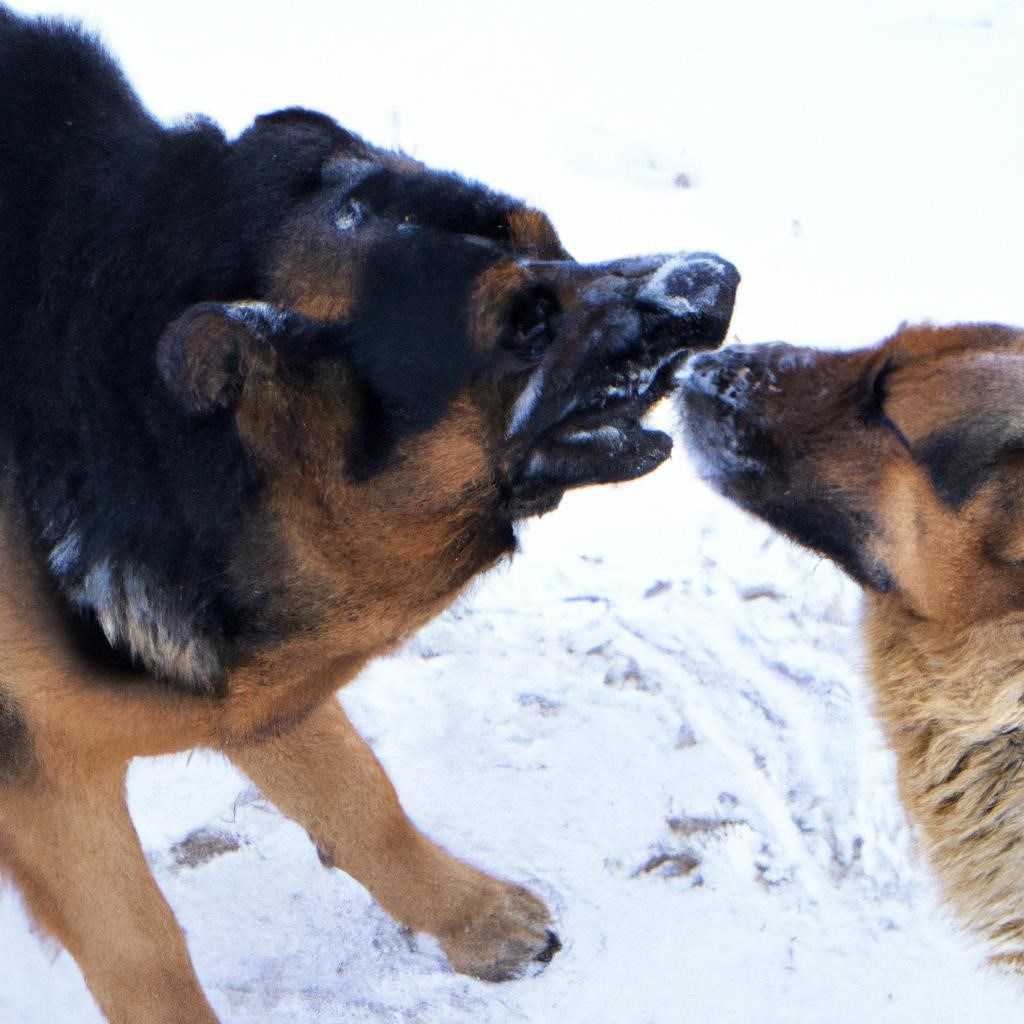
[439, 883, 561, 982]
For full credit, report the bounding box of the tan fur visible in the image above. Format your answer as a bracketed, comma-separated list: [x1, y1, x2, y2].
[870, 469, 1024, 625]
[704, 322, 1024, 968]
[0, 382, 547, 1021]
[866, 598, 1024, 960]
[507, 207, 564, 258]
[267, 229, 360, 322]
[0, 763, 221, 1024]
[829, 327, 1024, 966]
[229, 700, 553, 980]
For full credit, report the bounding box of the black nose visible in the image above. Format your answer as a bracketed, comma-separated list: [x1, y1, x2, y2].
[633, 252, 739, 355]
[521, 250, 739, 360]
[638, 252, 738, 317]
[682, 342, 811, 409]
[683, 348, 753, 406]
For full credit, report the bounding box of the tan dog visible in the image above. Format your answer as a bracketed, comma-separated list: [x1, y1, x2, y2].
[678, 322, 1024, 968]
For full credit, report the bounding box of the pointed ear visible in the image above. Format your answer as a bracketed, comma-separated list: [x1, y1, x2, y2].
[157, 302, 297, 414]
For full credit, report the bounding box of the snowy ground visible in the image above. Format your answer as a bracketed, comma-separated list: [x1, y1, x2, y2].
[3, 1, 1024, 1021]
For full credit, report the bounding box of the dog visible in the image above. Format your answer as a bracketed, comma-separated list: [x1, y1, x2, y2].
[678, 321, 1024, 969]
[0, 9, 739, 1021]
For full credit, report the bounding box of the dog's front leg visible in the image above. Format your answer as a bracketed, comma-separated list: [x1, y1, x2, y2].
[225, 697, 559, 981]
[0, 767, 219, 1024]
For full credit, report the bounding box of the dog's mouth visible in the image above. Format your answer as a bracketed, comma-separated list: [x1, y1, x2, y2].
[503, 253, 739, 517]
[512, 346, 684, 498]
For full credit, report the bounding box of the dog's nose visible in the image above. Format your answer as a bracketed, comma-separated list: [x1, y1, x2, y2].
[633, 252, 739, 355]
[522, 250, 738, 359]
[637, 252, 737, 318]
[682, 348, 751, 405]
[682, 342, 811, 409]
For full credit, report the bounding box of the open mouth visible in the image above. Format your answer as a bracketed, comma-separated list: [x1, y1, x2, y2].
[503, 253, 739, 517]
[530, 345, 686, 477]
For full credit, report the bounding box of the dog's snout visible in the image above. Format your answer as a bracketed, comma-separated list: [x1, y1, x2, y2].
[683, 341, 813, 409]
[527, 251, 738, 356]
[636, 252, 738, 321]
[504, 249, 740, 456]
[634, 252, 739, 355]
[682, 349, 760, 409]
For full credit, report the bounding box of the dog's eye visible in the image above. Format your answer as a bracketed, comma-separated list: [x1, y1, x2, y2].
[505, 288, 560, 361]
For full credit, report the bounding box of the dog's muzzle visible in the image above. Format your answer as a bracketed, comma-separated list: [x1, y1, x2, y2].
[676, 344, 804, 485]
[504, 251, 739, 517]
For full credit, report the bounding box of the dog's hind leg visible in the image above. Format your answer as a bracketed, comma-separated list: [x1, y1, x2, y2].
[0, 768, 219, 1024]
[225, 696, 559, 981]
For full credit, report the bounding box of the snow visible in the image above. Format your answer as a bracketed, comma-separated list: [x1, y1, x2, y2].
[3, 0, 1024, 1021]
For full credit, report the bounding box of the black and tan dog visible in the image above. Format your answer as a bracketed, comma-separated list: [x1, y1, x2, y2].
[0, 9, 739, 1022]
[679, 322, 1024, 969]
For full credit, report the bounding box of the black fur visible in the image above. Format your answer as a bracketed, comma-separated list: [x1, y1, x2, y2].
[347, 167, 516, 242]
[756, 496, 892, 591]
[916, 418, 1009, 509]
[0, 10, 736, 695]
[0, 11, 504, 692]
[339, 232, 497, 471]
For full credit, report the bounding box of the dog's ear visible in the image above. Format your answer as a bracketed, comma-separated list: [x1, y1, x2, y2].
[158, 302, 310, 414]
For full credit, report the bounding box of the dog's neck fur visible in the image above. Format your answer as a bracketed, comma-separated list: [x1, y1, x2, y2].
[865, 594, 1024, 965]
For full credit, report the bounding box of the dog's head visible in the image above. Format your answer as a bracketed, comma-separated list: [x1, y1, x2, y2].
[141, 110, 739, 686]
[678, 323, 1024, 626]
[160, 111, 739, 521]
